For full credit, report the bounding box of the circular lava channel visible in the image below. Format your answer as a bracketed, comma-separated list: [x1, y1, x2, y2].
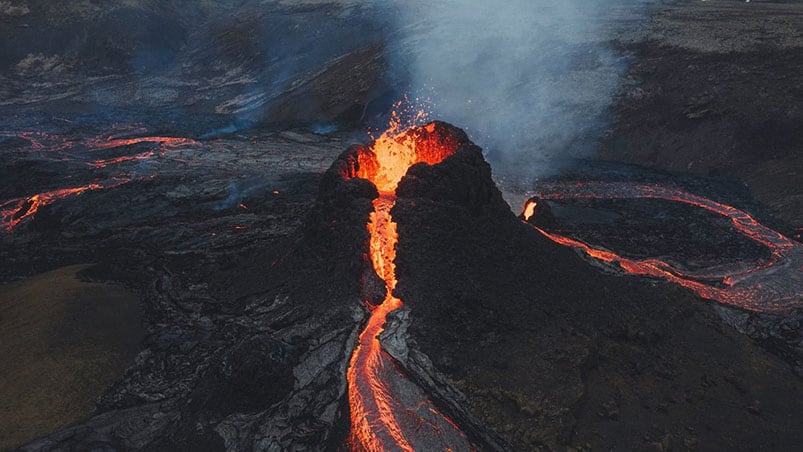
[522, 181, 803, 313]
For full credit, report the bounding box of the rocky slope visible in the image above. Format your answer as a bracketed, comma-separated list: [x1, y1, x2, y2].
[391, 127, 803, 450]
[0, 1, 390, 128]
[602, 0, 803, 225]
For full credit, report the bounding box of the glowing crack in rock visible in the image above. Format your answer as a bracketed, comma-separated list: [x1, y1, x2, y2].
[1, 130, 195, 154]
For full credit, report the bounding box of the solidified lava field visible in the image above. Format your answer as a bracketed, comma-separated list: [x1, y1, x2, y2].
[1, 1, 802, 451]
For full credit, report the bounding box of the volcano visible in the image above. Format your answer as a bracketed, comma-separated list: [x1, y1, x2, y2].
[13, 121, 801, 451]
[2, 1, 801, 449]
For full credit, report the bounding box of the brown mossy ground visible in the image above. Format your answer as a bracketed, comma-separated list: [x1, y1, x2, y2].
[0, 264, 143, 450]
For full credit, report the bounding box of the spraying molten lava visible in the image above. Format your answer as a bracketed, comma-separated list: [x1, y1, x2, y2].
[345, 113, 473, 451]
[522, 182, 803, 313]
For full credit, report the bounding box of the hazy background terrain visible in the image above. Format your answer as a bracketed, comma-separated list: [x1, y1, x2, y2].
[0, 0, 653, 172]
[2, 0, 799, 220]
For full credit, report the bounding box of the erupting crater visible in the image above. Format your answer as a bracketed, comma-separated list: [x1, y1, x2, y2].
[337, 118, 474, 451]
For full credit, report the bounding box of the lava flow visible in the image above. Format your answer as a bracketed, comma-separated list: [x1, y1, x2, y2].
[89, 151, 156, 169]
[522, 181, 803, 313]
[83, 136, 195, 151]
[345, 116, 472, 451]
[1, 178, 132, 232]
[0, 130, 198, 232]
[1, 129, 195, 154]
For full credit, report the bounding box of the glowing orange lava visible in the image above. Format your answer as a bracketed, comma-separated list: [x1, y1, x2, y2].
[1, 130, 195, 154]
[1, 178, 132, 232]
[523, 182, 803, 313]
[83, 136, 196, 151]
[0, 130, 196, 232]
[89, 151, 156, 169]
[346, 116, 468, 451]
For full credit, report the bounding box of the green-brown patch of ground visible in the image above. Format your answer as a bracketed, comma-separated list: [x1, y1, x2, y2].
[0, 264, 144, 450]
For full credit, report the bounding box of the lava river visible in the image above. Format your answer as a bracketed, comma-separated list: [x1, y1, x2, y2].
[1, 177, 133, 232]
[0, 129, 195, 232]
[523, 181, 803, 313]
[346, 119, 473, 451]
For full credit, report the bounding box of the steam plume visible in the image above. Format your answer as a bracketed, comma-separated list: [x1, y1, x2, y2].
[384, 0, 653, 174]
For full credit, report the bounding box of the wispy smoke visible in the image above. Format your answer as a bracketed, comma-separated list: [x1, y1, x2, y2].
[214, 180, 263, 211]
[0, 1, 29, 17]
[384, 0, 653, 174]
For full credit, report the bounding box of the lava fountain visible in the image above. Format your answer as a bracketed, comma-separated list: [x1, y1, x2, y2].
[522, 181, 803, 313]
[344, 114, 473, 451]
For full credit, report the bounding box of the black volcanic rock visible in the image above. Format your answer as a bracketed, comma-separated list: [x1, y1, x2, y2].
[19, 141, 379, 451]
[600, 2, 803, 225]
[9, 121, 801, 451]
[397, 137, 501, 214]
[391, 126, 803, 450]
[0, 2, 391, 129]
[190, 335, 294, 415]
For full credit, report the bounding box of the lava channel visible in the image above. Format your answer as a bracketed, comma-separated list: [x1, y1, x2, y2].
[345, 115, 473, 451]
[83, 136, 196, 151]
[84, 136, 195, 168]
[1, 130, 195, 153]
[1, 177, 132, 232]
[522, 181, 803, 313]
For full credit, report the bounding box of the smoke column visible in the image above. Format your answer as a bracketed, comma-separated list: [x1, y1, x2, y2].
[384, 0, 653, 174]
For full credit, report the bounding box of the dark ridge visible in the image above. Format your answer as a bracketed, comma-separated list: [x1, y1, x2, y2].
[392, 125, 803, 450]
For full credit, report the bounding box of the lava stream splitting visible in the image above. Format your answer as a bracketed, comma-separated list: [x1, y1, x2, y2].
[343, 120, 472, 451]
[0, 130, 197, 232]
[522, 181, 803, 313]
[1, 178, 132, 232]
[84, 137, 195, 168]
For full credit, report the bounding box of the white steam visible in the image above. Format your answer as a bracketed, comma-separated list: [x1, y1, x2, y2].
[384, 0, 652, 173]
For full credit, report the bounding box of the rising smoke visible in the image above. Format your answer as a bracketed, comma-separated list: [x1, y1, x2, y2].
[383, 0, 653, 174]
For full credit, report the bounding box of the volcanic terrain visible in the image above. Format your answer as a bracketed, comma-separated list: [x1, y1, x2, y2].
[1, 1, 802, 451]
